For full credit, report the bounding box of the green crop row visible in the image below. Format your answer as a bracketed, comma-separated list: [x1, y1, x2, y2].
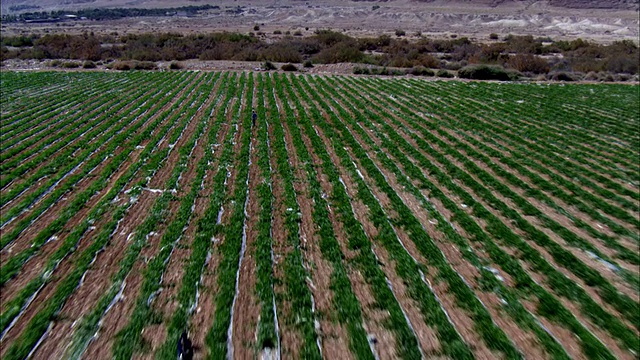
[0, 72, 169, 186]
[0, 73, 132, 155]
[65, 72, 227, 360]
[0, 72, 194, 283]
[262, 73, 321, 359]
[205, 72, 255, 359]
[335, 76, 619, 359]
[344, 76, 637, 356]
[374, 80, 640, 274]
[112, 73, 220, 360]
[406, 80, 639, 216]
[1, 72, 121, 135]
[1, 72, 217, 360]
[0, 72, 186, 238]
[289, 74, 470, 359]
[253, 73, 279, 352]
[154, 73, 242, 360]
[317, 74, 575, 360]
[275, 73, 375, 360]
[295, 74, 524, 359]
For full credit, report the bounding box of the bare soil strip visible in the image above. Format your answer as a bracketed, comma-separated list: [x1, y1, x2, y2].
[275, 86, 354, 359]
[266, 75, 321, 359]
[230, 77, 262, 360]
[304, 88, 499, 359]
[343, 76, 636, 357]
[186, 78, 245, 360]
[81, 76, 218, 359]
[0, 73, 192, 264]
[0, 76, 206, 356]
[0, 73, 197, 304]
[310, 76, 553, 360]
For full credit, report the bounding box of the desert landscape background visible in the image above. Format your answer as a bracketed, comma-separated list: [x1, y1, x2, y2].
[2, 0, 638, 43]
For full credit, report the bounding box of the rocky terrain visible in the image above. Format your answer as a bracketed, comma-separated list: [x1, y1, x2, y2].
[2, 0, 638, 43]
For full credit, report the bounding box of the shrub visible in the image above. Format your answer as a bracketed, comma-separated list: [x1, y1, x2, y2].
[550, 72, 576, 81]
[273, 30, 282, 35]
[312, 41, 364, 64]
[260, 43, 302, 63]
[615, 73, 631, 82]
[489, 33, 499, 40]
[409, 66, 434, 76]
[584, 71, 600, 81]
[48, 59, 62, 67]
[169, 61, 183, 69]
[303, 60, 314, 68]
[353, 66, 371, 75]
[111, 61, 131, 70]
[507, 54, 550, 74]
[606, 55, 638, 74]
[281, 63, 298, 71]
[395, 29, 406, 37]
[253, 25, 260, 31]
[442, 60, 466, 71]
[132, 61, 156, 70]
[82, 60, 97, 68]
[61, 61, 80, 68]
[263, 61, 276, 70]
[436, 69, 454, 78]
[293, 30, 303, 37]
[110, 60, 156, 71]
[458, 64, 519, 81]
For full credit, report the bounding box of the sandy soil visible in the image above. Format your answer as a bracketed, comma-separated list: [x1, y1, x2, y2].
[2, 0, 638, 43]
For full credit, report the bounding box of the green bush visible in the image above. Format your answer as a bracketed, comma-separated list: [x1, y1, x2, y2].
[303, 60, 314, 68]
[457, 64, 519, 80]
[550, 72, 576, 81]
[169, 61, 183, 69]
[82, 60, 97, 69]
[312, 41, 364, 64]
[507, 54, 550, 74]
[132, 61, 156, 70]
[409, 66, 434, 76]
[61, 61, 80, 68]
[436, 69, 454, 78]
[395, 29, 406, 37]
[110, 60, 156, 71]
[111, 61, 131, 70]
[281, 63, 298, 71]
[263, 61, 276, 70]
[353, 66, 370, 75]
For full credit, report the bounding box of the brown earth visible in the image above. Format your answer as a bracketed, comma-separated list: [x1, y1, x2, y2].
[275, 86, 355, 359]
[230, 85, 262, 360]
[69, 77, 212, 359]
[265, 76, 311, 359]
[2, 0, 638, 43]
[316, 73, 638, 358]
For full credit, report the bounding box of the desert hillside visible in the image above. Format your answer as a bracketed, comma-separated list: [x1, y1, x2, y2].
[1, 0, 638, 42]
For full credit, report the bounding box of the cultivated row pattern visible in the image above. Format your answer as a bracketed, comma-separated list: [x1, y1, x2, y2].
[0, 71, 638, 360]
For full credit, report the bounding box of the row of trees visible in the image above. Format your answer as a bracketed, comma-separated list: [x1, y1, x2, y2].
[1, 31, 637, 75]
[0, 5, 217, 23]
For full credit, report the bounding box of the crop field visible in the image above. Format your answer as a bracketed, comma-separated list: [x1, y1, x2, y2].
[0, 71, 638, 360]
